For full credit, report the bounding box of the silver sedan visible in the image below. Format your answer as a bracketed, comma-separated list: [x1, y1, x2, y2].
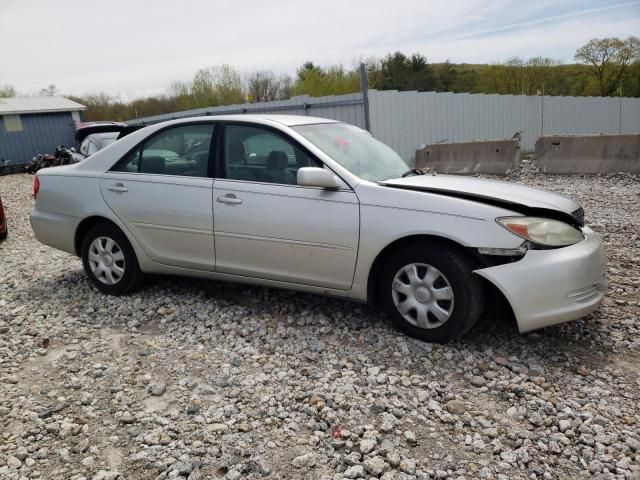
[30, 115, 606, 343]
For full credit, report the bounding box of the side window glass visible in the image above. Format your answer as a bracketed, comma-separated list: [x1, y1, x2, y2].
[116, 148, 141, 172]
[112, 124, 214, 177]
[224, 125, 321, 185]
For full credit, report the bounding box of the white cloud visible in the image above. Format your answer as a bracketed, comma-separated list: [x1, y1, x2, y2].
[0, 0, 638, 98]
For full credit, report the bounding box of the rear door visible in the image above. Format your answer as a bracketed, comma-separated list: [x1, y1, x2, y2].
[100, 123, 216, 271]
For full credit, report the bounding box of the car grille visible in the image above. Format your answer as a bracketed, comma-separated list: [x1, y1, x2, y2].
[572, 207, 585, 226]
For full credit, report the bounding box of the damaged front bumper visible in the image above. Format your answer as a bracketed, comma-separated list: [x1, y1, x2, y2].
[474, 227, 607, 333]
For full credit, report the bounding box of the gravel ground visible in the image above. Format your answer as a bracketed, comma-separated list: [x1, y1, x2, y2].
[0, 171, 639, 480]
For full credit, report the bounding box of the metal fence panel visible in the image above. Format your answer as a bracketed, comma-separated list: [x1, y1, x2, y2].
[368, 90, 640, 162]
[127, 93, 366, 129]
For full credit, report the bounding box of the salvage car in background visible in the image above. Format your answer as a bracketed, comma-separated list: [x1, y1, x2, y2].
[73, 132, 119, 162]
[25, 122, 144, 173]
[30, 115, 606, 343]
[71, 122, 142, 162]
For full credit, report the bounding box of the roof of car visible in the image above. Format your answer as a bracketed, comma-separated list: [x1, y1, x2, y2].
[250, 115, 339, 126]
[136, 114, 340, 128]
[88, 132, 120, 139]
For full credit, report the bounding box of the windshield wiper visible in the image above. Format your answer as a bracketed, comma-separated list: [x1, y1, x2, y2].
[401, 168, 424, 177]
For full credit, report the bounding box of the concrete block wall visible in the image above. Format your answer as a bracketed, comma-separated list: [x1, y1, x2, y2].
[415, 139, 520, 175]
[534, 134, 640, 174]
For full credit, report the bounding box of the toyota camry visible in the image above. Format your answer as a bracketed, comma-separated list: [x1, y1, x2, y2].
[30, 115, 606, 343]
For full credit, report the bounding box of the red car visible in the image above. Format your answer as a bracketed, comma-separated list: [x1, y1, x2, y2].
[0, 196, 7, 240]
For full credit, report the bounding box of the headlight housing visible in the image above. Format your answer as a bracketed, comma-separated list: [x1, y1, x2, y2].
[497, 217, 584, 247]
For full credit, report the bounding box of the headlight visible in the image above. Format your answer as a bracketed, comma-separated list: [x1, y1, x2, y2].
[497, 217, 584, 247]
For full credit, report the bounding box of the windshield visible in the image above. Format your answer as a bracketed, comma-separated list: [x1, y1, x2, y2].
[293, 123, 408, 182]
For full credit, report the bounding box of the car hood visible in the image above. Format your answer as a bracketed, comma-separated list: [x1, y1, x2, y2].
[381, 175, 584, 226]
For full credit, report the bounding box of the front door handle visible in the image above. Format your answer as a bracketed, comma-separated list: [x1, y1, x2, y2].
[217, 194, 242, 205]
[107, 183, 128, 193]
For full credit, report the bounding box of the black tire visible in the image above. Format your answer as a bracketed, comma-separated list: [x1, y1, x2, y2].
[379, 243, 484, 343]
[81, 223, 143, 295]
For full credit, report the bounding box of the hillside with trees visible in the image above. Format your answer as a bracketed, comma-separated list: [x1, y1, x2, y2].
[2, 36, 638, 122]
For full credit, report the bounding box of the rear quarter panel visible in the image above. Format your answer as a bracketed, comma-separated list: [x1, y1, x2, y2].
[35, 171, 104, 218]
[32, 171, 152, 266]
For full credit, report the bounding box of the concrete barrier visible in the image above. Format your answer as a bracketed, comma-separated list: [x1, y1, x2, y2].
[415, 139, 520, 175]
[534, 134, 640, 174]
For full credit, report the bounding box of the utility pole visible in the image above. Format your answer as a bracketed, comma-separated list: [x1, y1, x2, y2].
[539, 84, 545, 138]
[619, 80, 623, 134]
[359, 62, 371, 133]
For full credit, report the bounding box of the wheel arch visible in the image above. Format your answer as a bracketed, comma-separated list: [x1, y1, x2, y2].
[366, 234, 485, 308]
[74, 216, 124, 256]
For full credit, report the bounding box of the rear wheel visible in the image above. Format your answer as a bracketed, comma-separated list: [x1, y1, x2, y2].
[380, 244, 483, 343]
[81, 223, 143, 295]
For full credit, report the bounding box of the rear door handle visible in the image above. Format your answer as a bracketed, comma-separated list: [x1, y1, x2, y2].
[107, 183, 128, 193]
[217, 194, 242, 205]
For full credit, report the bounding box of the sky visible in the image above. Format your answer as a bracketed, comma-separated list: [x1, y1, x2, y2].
[1, 0, 638, 100]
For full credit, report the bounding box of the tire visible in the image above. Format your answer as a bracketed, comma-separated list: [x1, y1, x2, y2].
[379, 243, 484, 343]
[81, 223, 143, 295]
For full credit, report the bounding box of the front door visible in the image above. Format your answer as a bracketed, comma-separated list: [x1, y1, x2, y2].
[100, 123, 216, 271]
[213, 123, 359, 290]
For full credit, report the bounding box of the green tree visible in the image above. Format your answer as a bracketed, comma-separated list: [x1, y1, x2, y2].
[408, 54, 435, 91]
[452, 67, 479, 93]
[380, 52, 410, 90]
[0, 83, 16, 97]
[575, 36, 640, 96]
[436, 60, 457, 92]
[362, 57, 383, 90]
[296, 62, 323, 83]
[190, 68, 217, 107]
[293, 63, 359, 96]
[620, 61, 640, 97]
[168, 80, 194, 111]
[212, 64, 245, 105]
[247, 71, 280, 102]
[168, 64, 245, 110]
[379, 52, 436, 91]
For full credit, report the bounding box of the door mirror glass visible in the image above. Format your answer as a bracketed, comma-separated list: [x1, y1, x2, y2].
[297, 167, 340, 189]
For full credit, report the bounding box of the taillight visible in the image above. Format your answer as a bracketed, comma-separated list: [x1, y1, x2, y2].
[33, 176, 40, 199]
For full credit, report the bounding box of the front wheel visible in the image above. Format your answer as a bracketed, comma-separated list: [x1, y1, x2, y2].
[81, 223, 143, 295]
[379, 244, 484, 343]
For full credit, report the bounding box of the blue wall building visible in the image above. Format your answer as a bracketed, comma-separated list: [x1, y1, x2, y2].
[0, 97, 86, 164]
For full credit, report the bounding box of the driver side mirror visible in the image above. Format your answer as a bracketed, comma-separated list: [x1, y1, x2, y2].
[297, 167, 340, 189]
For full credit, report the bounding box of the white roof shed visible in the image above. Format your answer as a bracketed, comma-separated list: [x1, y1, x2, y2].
[0, 96, 86, 115]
